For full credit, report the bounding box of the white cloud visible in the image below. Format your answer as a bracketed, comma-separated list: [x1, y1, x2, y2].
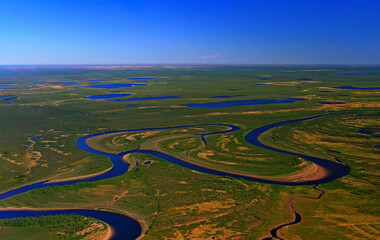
[201, 54, 219, 59]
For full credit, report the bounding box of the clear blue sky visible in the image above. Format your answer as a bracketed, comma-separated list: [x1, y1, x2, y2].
[1, 0, 379, 64]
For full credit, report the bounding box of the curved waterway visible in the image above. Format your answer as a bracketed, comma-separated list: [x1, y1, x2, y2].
[0, 114, 349, 239]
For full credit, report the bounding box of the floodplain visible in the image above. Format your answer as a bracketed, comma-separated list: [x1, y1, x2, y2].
[0, 65, 379, 239]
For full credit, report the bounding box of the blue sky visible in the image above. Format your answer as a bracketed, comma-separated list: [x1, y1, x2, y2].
[0, 0, 379, 64]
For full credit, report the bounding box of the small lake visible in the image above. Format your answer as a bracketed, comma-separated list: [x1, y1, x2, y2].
[2, 96, 19, 101]
[180, 98, 307, 108]
[29, 137, 42, 140]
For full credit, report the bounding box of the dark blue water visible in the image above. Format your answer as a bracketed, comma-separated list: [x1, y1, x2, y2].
[330, 86, 380, 90]
[228, 89, 240, 91]
[83, 94, 132, 100]
[0, 209, 141, 240]
[143, 161, 152, 165]
[358, 130, 372, 135]
[252, 83, 266, 85]
[357, 130, 379, 135]
[0, 115, 350, 239]
[29, 137, 42, 140]
[124, 104, 139, 107]
[297, 78, 312, 81]
[328, 150, 341, 153]
[258, 77, 267, 80]
[374, 146, 380, 149]
[244, 114, 350, 185]
[180, 98, 307, 108]
[111, 96, 180, 102]
[86, 83, 147, 89]
[110, 90, 126, 93]
[0, 126, 230, 196]
[3, 96, 19, 101]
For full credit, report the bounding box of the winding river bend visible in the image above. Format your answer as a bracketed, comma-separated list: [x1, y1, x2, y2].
[0, 114, 349, 239]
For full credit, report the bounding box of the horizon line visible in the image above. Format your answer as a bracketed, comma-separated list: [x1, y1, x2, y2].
[1, 63, 380, 67]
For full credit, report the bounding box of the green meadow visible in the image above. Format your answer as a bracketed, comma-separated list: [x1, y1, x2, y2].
[0, 65, 379, 239]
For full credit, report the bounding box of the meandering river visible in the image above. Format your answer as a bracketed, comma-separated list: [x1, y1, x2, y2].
[0, 114, 349, 239]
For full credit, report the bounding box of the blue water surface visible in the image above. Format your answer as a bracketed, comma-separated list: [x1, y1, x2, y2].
[29, 137, 42, 140]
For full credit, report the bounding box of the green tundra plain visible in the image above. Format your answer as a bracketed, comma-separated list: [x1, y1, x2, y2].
[0, 65, 379, 239]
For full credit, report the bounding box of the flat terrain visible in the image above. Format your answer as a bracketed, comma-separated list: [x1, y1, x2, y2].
[0, 65, 379, 239]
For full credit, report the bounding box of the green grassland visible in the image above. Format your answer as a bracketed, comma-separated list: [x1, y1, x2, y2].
[0, 65, 379, 239]
[0, 214, 107, 240]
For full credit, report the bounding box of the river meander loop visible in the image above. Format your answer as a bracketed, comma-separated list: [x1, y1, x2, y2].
[0, 114, 350, 240]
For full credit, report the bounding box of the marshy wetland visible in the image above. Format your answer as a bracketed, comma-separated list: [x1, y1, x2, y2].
[0, 65, 379, 239]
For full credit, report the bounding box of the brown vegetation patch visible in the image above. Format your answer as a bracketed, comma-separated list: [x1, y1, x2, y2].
[197, 150, 214, 160]
[49, 147, 71, 156]
[75, 221, 104, 236]
[185, 223, 237, 240]
[113, 131, 159, 144]
[185, 101, 380, 118]
[0, 153, 22, 165]
[263, 81, 320, 86]
[262, 163, 329, 183]
[25, 151, 42, 168]
[170, 199, 236, 214]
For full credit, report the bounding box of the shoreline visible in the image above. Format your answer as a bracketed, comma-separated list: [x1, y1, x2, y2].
[47, 166, 113, 183]
[137, 133, 331, 184]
